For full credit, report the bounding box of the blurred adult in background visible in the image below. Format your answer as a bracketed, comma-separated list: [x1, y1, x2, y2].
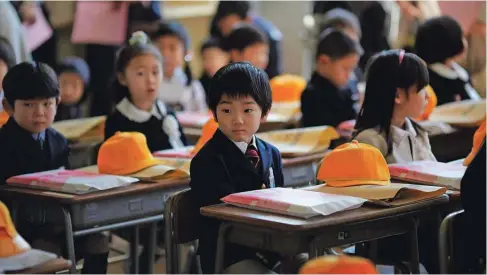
[0, 2, 31, 64]
[358, 2, 390, 70]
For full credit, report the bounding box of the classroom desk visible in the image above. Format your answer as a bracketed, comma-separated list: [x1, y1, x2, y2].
[201, 195, 450, 274]
[5, 258, 72, 274]
[429, 126, 476, 162]
[0, 179, 189, 274]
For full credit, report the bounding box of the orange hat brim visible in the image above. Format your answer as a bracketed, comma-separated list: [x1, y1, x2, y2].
[325, 179, 390, 187]
[99, 158, 162, 176]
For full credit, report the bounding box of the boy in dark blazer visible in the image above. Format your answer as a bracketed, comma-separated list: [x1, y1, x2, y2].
[190, 62, 284, 273]
[0, 62, 109, 273]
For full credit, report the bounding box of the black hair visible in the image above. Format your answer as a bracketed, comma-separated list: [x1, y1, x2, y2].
[151, 21, 193, 86]
[208, 62, 271, 119]
[0, 37, 16, 70]
[112, 31, 162, 105]
[415, 16, 465, 64]
[214, 1, 250, 22]
[316, 28, 363, 60]
[353, 50, 429, 155]
[359, 1, 390, 70]
[224, 24, 267, 52]
[3, 62, 60, 107]
[200, 36, 225, 54]
[320, 8, 361, 39]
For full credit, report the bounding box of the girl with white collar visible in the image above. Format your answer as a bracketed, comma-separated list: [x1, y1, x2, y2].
[353, 50, 436, 164]
[151, 21, 207, 113]
[105, 31, 187, 152]
[415, 15, 481, 105]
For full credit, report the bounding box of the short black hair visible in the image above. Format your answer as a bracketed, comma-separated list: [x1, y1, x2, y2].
[224, 24, 267, 52]
[0, 37, 16, 69]
[214, 1, 250, 23]
[57, 56, 91, 85]
[3, 62, 60, 107]
[415, 16, 464, 64]
[316, 28, 363, 60]
[208, 62, 272, 118]
[151, 21, 191, 52]
[200, 36, 225, 54]
[320, 8, 361, 39]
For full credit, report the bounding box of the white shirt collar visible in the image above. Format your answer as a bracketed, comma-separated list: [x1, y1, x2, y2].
[163, 67, 187, 85]
[115, 97, 167, 122]
[232, 135, 258, 154]
[391, 118, 417, 144]
[429, 62, 469, 81]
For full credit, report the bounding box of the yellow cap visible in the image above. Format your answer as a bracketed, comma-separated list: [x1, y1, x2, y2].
[270, 74, 306, 102]
[300, 255, 377, 274]
[0, 201, 31, 258]
[191, 118, 219, 155]
[464, 121, 486, 166]
[317, 140, 390, 187]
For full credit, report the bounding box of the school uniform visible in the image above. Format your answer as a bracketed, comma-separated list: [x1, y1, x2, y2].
[54, 103, 83, 122]
[428, 62, 481, 106]
[105, 97, 187, 152]
[301, 72, 359, 128]
[354, 118, 436, 164]
[159, 68, 208, 113]
[189, 128, 284, 273]
[0, 117, 69, 184]
[199, 71, 212, 98]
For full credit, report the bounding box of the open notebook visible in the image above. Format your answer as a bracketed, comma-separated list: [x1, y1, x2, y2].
[429, 99, 486, 127]
[309, 183, 447, 207]
[388, 161, 466, 190]
[6, 169, 138, 194]
[222, 188, 366, 219]
[51, 116, 106, 142]
[256, 126, 339, 157]
[78, 163, 189, 182]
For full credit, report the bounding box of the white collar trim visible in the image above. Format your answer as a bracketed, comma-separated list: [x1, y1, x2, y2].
[116, 97, 167, 123]
[429, 62, 469, 81]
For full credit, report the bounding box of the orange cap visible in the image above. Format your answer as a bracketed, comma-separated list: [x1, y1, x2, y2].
[300, 255, 377, 274]
[98, 132, 161, 175]
[191, 118, 219, 154]
[270, 74, 306, 103]
[0, 110, 9, 127]
[0, 201, 31, 258]
[464, 121, 486, 166]
[317, 140, 390, 187]
[415, 85, 437, 121]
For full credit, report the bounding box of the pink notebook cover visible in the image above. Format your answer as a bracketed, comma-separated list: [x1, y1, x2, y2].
[71, 2, 128, 45]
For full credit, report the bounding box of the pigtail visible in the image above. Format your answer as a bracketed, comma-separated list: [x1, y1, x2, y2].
[183, 61, 193, 87]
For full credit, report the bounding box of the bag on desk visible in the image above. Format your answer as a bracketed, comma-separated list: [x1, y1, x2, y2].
[312, 183, 447, 207]
[428, 99, 486, 127]
[388, 161, 467, 190]
[222, 188, 366, 219]
[6, 169, 138, 194]
[78, 163, 189, 182]
[51, 116, 106, 142]
[257, 126, 339, 157]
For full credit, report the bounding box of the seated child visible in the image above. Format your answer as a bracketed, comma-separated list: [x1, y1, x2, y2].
[190, 62, 285, 273]
[105, 31, 187, 152]
[353, 49, 436, 164]
[55, 56, 90, 121]
[0, 62, 108, 273]
[199, 36, 229, 97]
[150, 21, 207, 113]
[415, 15, 481, 105]
[0, 37, 15, 126]
[224, 24, 270, 73]
[301, 28, 362, 128]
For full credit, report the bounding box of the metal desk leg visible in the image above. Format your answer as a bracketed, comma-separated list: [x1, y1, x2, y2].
[147, 222, 157, 274]
[410, 218, 420, 274]
[214, 223, 232, 274]
[62, 207, 77, 274]
[130, 225, 140, 274]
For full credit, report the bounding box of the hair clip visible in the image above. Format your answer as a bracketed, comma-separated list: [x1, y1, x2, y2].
[129, 31, 149, 46]
[399, 50, 405, 65]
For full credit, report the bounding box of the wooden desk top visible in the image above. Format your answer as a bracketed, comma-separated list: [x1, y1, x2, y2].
[5, 258, 71, 274]
[201, 195, 449, 232]
[0, 178, 190, 204]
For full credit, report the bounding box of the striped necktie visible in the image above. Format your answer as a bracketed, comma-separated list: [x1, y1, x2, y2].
[245, 144, 260, 168]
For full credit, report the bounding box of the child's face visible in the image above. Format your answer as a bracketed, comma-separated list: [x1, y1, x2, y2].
[154, 35, 185, 78]
[215, 94, 266, 143]
[58, 72, 84, 105]
[119, 54, 162, 109]
[395, 84, 429, 119]
[202, 47, 229, 77]
[231, 43, 269, 71]
[11, 98, 57, 133]
[0, 60, 7, 91]
[318, 53, 359, 88]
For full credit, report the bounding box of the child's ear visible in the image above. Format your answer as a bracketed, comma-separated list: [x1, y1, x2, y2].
[318, 55, 331, 66]
[395, 88, 405, 104]
[2, 99, 12, 115]
[57, 96, 62, 105]
[260, 113, 269, 122]
[117, 73, 127, 86]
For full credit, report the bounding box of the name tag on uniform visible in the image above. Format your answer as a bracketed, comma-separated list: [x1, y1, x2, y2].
[268, 167, 275, 188]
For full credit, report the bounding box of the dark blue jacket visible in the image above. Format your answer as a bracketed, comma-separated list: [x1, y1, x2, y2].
[189, 128, 284, 273]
